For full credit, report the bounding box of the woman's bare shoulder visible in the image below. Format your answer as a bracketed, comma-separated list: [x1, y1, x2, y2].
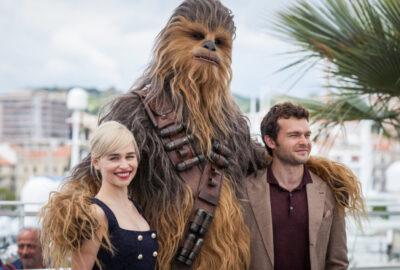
[90, 203, 107, 225]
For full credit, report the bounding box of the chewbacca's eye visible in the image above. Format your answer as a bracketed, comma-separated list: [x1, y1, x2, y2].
[192, 32, 205, 40]
[215, 38, 223, 46]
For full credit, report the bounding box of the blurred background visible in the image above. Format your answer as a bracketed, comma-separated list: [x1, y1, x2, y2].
[1, 0, 400, 268]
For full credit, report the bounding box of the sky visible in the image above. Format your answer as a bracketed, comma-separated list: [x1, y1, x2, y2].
[0, 0, 325, 98]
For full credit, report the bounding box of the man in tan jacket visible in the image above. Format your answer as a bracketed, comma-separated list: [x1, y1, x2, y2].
[243, 102, 348, 270]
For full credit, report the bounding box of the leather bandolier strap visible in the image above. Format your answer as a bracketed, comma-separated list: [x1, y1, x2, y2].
[137, 89, 226, 269]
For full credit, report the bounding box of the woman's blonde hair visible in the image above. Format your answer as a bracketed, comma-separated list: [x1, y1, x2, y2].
[89, 121, 140, 182]
[40, 121, 139, 269]
[90, 121, 140, 161]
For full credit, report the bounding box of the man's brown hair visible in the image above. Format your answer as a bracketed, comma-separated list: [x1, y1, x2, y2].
[260, 102, 309, 155]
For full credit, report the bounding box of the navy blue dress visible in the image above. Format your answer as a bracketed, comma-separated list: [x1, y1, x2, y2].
[91, 198, 158, 270]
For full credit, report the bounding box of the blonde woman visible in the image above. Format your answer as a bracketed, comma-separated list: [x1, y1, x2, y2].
[40, 121, 158, 270]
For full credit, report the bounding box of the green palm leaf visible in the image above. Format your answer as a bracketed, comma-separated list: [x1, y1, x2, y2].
[274, 0, 400, 138]
[286, 95, 400, 138]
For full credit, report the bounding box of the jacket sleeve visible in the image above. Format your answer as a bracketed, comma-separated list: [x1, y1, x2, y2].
[325, 207, 349, 269]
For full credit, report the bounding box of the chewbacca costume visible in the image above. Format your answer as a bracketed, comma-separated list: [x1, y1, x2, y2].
[42, 1, 363, 269]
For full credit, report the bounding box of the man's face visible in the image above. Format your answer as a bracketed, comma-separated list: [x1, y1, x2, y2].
[265, 117, 312, 165]
[17, 230, 43, 269]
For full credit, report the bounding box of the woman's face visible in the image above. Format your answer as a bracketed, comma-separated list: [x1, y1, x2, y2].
[93, 142, 138, 188]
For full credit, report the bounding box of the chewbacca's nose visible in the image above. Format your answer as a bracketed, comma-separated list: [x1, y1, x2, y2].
[203, 40, 216, 51]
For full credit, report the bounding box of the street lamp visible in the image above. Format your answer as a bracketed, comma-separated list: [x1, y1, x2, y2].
[67, 87, 88, 169]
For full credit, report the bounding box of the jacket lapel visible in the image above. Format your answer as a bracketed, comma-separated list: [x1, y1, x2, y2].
[307, 173, 326, 247]
[247, 169, 274, 266]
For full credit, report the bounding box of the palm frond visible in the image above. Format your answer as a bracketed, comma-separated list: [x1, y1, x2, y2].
[286, 94, 400, 136]
[273, 0, 400, 138]
[274, 0, 400, 96]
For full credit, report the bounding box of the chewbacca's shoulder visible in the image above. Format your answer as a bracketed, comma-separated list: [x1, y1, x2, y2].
[112, 90, 143, 109]
[100, 90, 145, 125]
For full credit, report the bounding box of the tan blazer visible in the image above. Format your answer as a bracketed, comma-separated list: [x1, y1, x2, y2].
[242, 169, 348, 270]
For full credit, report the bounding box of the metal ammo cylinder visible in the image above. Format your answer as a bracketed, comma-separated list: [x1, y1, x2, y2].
[177, 208, 214, 266]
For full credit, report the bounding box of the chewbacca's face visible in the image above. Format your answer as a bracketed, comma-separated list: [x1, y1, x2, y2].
[150, 4, 236, 154]
[154, 16, 233, 83]
[184, 19, 232, 70]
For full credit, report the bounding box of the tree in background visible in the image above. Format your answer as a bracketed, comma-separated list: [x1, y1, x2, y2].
[0, 188, 15, 201]
[274, 0, 400, 138]
[0, 188, 16, 211]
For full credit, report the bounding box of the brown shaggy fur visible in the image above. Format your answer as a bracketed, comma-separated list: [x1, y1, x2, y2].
[193, 180, 250, 270]
[264, 155, 365, 218]
[132, 2, 252, 267]
[149, 15, 236, 154]
[307, 156, 365, 217]
[39, 1, 364, 269]
[40, 167, 113, 269]
[42, 1, 255, 269]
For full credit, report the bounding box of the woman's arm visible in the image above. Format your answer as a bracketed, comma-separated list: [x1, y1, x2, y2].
[72, 204, 107, 270]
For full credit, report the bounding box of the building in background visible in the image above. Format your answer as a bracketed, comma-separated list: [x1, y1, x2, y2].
[313, 121, 400, 194]
[13, 145, 71, 196]
[0, 143, 71, 197]
[0, 144, 17, 192]
[0, 154, 15, 191]
[0, 90, 69, 144]
[0, 88, 110, 197]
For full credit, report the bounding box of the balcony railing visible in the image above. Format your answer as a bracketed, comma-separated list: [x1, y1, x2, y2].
[0, 201, 42, 229]
[1, 200, 400, 269]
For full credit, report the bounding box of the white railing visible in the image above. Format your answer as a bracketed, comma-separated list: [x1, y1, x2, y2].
[0, 201, 43, 229]
[351, 267, 400, 270]
[1, 201, 400, 269]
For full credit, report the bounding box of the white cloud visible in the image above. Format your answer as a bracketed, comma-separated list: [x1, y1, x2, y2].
[0, 0, 324, 97]
[50, 28, 120, 80]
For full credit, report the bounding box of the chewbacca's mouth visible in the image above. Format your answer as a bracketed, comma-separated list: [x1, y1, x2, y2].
[194, 54, 220, 66]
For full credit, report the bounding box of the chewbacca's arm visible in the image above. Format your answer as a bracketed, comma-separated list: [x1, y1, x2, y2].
[40, 178, 104, 268]
[250, 140, 270, 171]
[306, 156, 365, 216]
[99, 92, 146, 129]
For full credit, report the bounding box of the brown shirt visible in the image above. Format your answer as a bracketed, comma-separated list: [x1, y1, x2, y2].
[267, 164, 312, 270]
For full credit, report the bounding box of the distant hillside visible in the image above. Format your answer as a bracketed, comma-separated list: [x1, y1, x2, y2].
[38, 87, 252, 114]
[86, 88, 122, 115]
[37, 86, 122, 115]
[233, 93, 251, 113]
